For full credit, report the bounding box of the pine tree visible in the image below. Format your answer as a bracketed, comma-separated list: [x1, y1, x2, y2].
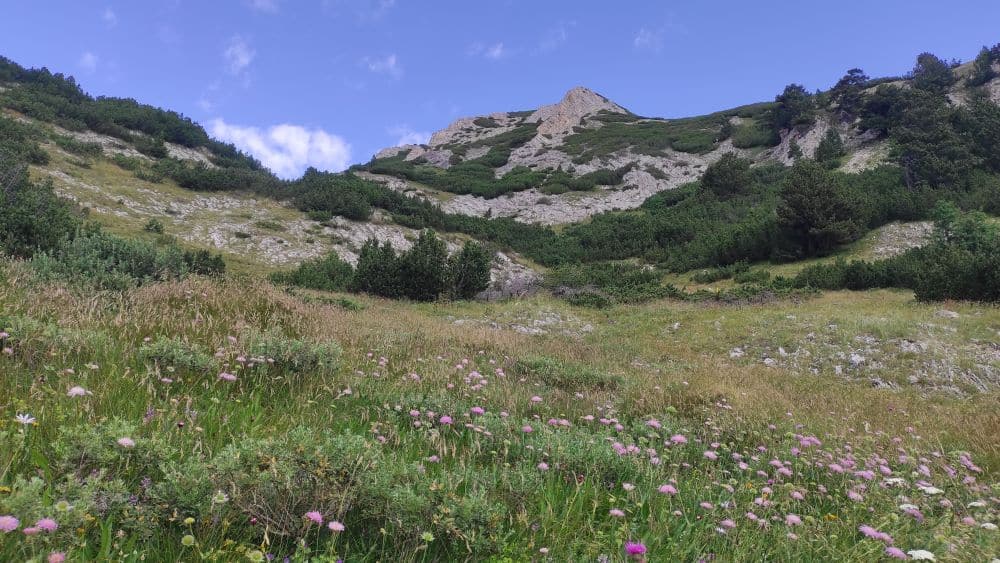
[398, 230, 448, 301]
[777, 160, 864, 257]
[814, 129, 846, 168]
[448, 241, 492, 299]
[700, 153, 751, 198]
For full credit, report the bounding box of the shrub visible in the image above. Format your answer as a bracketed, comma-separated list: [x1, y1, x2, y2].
[271, 252, 354, 292]
[246, 330, 342, 375]
[30, 228, 191, 290]
[701, 153, 751, 198]
[143, 218, 165, 234]
[814, 129, 845, 168]
[0, 173, 80, 258]
[447, 240, 492, 299]
[512, 356, 622, 392]
[138, 336, 217, 373]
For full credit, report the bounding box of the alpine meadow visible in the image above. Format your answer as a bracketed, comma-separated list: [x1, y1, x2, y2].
[1, 2, 1000, 561]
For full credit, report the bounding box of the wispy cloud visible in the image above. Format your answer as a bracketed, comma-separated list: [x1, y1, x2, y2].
[323, 0, 395, 21]
[363, 54, 402, 79]
[633, 27, 664, 53]
[78, 52, 99, 73]
[388, 125, 431, 146]
[248, 0, 279, 12]
[102, 7, 117, 27]
[538, 21, 574, 53]
[224, 36, 256, 76]
[468, 42, 508, 61]
[210, 119, 352, 179]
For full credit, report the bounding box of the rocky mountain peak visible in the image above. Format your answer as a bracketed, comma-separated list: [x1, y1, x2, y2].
[526, 87, 629, 135]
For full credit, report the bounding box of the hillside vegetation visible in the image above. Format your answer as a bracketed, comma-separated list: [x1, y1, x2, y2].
[0, 46, 999, 562]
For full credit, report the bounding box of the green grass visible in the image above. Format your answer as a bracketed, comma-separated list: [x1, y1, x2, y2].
[0, 262, 997, 562]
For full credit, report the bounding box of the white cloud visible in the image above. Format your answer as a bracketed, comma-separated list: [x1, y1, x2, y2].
[248, 0, 279, 12]
[468, 42, 507, 61]
[224, 36, 256, 75]
[102, 7, 117, 27]
[485, 43, 506, 60]
[388, 125, 431, 147]
[363, 54, 402, 79]
[78, 52, 99, 73]
[633, 27, 664, 52]
[210, 119, 352, 179]
[538, 21, 574, 53]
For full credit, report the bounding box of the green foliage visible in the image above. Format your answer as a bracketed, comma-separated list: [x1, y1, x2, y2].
[893, 91, 979, 188]
[830, 68, 870, 115]
[967, 46, 997, 87]
[701, 153, 751, 198]
[351, 239, 402, 297]
[138, 336, 217, 373]
[690, 260, 749, 284]
[447, 241, 492, 299]
[546, 261, 673, 304]
[910, 52, 955, 93]
[766, 84, 815, 132]
[791, 207, 1000, 302]
[814, 129, 846, 168]
[560, 113, 732, 161]
[30, 228, 222, 290]
[776, 159, 865, 258]
[0, 157, 80, 258]
[0, 56, 253, 164]
[398, 230, 449, 301]
[730, 120, 777, 149]
[473, 116, 500, 128]
[271, 252, 355, 292]
[0, 114, 49, 166]
[143, 218, 164, 234]
[511, 356, 622, 392]
[53, 135, 103, 158]
[247, 330, 342, 375]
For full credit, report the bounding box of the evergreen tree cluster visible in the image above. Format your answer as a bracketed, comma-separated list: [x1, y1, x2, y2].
[275, 231, 492, 301]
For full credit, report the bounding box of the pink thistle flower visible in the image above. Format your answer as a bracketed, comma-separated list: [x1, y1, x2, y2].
[720, 519, 736, 529]
[328, 521, 345, 532]
[521, 425, 533, 433]
[624, 542, 647, 557]
[0, 515, 19, 532]
[35, 518, 58, 532]
[537, 462, 549, 471]
[658, 484, 678, 495]
[885, 547, 907, 559]
[700, 502, 714, 510]
[117, 437, 135, 448]
[48, 553, 66, 563]
[530, 396, 543, 403]
[470, 406, 485, 416]
[703, 450, 718, 461]
[218, 372, 237, 382]
[22, 527, 40, 536]
[67, 386, 90, 397]
[609, 509, 625, 518]
[438, 415, 453, 425]
[784, 514, 802, 526]
[304, 511, 323, 525]
[670, 434, 687, 445]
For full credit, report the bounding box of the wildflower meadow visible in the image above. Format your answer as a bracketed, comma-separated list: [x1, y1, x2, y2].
[0, 263, 998, 561]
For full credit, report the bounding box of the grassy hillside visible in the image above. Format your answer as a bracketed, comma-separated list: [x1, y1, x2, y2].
[1, 262, 998, 561]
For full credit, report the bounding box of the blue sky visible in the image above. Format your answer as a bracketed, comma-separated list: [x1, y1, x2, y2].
[3, 0, 999, 178]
